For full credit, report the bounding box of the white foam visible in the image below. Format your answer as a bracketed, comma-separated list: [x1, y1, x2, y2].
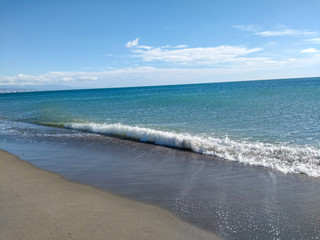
[65, 122, 320, 177]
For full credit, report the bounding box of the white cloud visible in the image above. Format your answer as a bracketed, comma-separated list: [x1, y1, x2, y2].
[161, 44, 188, 49]
[127, 39, 263, 66]
[0, 71, 101, 87]
[78, 76, 98, 80]
[136, 45, 153, 50]
[234, 25, 317, 37]
[233, 25, 261, 32]
[300, 48, 320, 53]
[305, 38, 320, 44]
[256, 29, 316, 37]
[126, 37, 139, 48]
[175, 44, 188, 48]
[136, 46, 263, 65]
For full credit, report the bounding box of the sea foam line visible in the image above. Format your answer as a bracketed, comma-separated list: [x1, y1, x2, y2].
[64, 122, 320, 177]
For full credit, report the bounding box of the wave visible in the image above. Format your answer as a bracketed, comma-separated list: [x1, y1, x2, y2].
[62, 122, 320, 177]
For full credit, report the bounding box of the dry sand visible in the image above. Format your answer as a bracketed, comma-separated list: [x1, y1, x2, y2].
[0, 150, 221, 240]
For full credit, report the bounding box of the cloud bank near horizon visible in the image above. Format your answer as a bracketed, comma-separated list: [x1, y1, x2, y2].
[2, 52, 320, 89]
[234, 25, 318, 37]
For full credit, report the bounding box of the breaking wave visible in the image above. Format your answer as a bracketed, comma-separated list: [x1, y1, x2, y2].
[63, 122, 320, 177]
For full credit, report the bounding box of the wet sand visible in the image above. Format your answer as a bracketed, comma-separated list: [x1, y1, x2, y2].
[0, 150, 221, 240]
[2, 128, 320, 239]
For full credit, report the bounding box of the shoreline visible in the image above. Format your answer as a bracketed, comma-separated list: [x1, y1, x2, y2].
[2, 134, 320, 239]
[0, 150, 221, 240]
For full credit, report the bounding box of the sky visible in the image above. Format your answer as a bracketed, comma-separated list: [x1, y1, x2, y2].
[1, 0, 320, 89]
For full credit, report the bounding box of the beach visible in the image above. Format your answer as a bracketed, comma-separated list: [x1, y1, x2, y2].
[2, 0, 320, 238]
[2, 134, 320, 240]
[0, 150, 220, 240]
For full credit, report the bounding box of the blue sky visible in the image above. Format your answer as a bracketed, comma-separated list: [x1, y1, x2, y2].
[1, 0, 320, 89]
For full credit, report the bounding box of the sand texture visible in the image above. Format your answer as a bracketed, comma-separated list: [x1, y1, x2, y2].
[0, 150, 220, 240]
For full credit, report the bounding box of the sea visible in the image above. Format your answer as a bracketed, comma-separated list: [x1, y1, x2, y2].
[1, 77, 320, 239]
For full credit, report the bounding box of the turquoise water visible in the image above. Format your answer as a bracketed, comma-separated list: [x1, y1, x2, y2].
[1, 77, 320, 176]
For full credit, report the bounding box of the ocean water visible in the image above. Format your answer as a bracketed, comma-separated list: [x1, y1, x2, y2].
[2, 77, 320, 239]
[1, 77, 320, 177]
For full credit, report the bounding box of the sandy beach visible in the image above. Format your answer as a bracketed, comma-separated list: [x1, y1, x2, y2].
[0, 150, 220, 240]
